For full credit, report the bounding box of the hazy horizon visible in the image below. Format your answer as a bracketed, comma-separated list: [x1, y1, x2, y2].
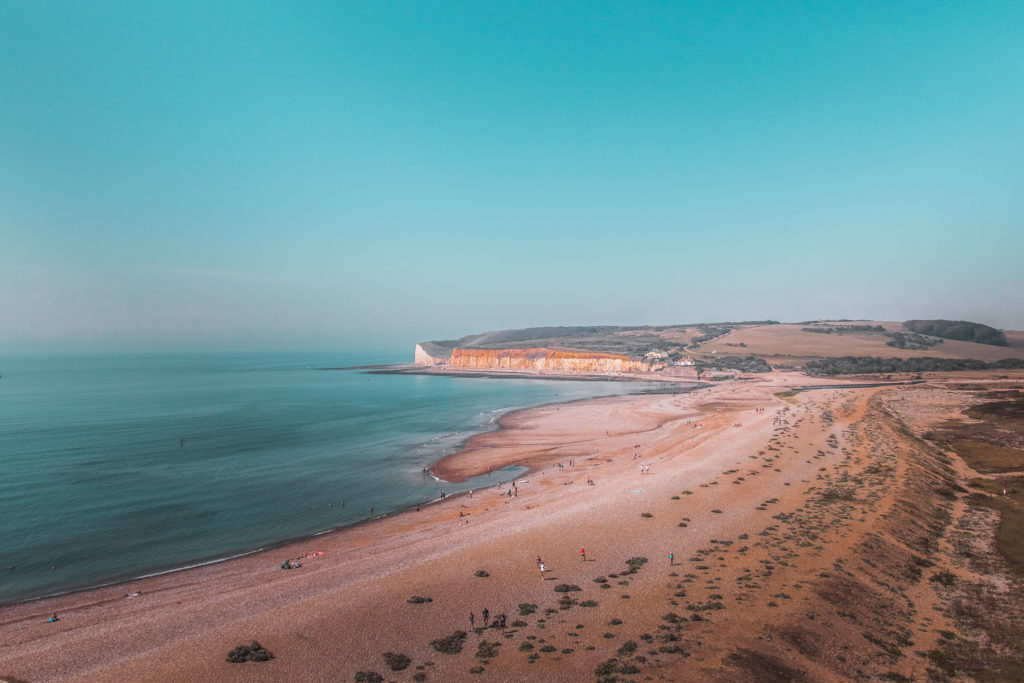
[3, 2, 1022, 353]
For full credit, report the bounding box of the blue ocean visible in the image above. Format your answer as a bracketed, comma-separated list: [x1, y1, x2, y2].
[0, 352, 658, 605]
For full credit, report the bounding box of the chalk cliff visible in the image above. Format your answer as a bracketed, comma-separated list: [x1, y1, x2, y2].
[414, 343, 446, 366]
[445, 347, 651, 374]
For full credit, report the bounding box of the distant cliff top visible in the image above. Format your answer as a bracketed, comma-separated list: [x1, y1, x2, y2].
[418, 319, 1024, 367]
[419, 322, 780, 361]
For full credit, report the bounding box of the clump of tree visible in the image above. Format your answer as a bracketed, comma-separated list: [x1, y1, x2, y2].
[697, 355, 771, 373]
[884, 331, 943, 350]
[687, 325, 735, 348]
[798, 319, 860, 324]
[904, 320, 1008, 346]
[801, 325, 885, 335]
[804, 356, 1024, 376]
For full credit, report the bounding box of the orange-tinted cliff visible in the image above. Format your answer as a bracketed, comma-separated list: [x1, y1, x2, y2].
[444, 347, 651, 374]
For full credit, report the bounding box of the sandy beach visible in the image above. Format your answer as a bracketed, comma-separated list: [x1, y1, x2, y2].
[2, 372, 1022, 682]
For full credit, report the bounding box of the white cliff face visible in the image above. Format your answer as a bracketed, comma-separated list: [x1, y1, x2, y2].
[414, 344, 445, 366]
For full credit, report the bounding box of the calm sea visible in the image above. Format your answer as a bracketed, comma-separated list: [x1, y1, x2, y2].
[0, 352, 661, 605]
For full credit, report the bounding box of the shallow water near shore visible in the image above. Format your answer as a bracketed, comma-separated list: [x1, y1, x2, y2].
[0, 352, 667, 605]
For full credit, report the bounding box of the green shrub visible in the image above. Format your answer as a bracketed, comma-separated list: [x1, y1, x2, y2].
[382, 652, 411, 671]
[904, 319, 1007, 346]
[476, 641, 500, 658]
[226, 642, 274, 663]
[430, 631, 468, 655]
[518, 603, 538, 615]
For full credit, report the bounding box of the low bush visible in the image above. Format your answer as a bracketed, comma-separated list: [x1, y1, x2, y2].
[382, 652, 411, 671]
[430, 631, 468, 655]
[596, 658, 641, 679]
[476, 640, 500, 658]
[226, 642, 274, 663]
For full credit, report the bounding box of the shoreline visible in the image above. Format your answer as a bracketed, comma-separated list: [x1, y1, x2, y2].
[0, 381, 683, 609]
[369, 364, 701, 383]
[429, 383, 706, 483]
[0, 379, 739, 643]
[4, 371, 1023, 681]
[0, 486, 468, 610]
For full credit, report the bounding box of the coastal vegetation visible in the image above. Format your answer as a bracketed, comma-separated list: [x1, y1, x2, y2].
[804, 356, 1024, 376]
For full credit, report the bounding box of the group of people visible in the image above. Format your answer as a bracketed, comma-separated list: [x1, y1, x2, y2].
[468, 608, 506, 630]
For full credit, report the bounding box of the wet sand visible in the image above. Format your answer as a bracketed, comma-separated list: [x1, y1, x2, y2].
[2, 372, 1023, 681]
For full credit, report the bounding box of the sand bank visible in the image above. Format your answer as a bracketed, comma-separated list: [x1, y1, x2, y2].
[2, 372, 1023, 681]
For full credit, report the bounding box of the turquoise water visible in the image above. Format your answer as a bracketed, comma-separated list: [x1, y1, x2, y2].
[0, 352, 660, 605]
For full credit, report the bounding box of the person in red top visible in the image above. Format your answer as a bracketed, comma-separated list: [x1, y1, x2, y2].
[581, 547, 586, 562]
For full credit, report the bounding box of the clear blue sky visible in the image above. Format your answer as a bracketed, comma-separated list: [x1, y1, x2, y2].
[2, 1, 1022, 353]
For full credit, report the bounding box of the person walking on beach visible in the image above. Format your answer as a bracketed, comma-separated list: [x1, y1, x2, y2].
[669, 552, 674, 566]
[581, 547, 586, 562]
[469, 612, 475, 629]
[539, 562, 546, 578]
[482, 608, 489, 626]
